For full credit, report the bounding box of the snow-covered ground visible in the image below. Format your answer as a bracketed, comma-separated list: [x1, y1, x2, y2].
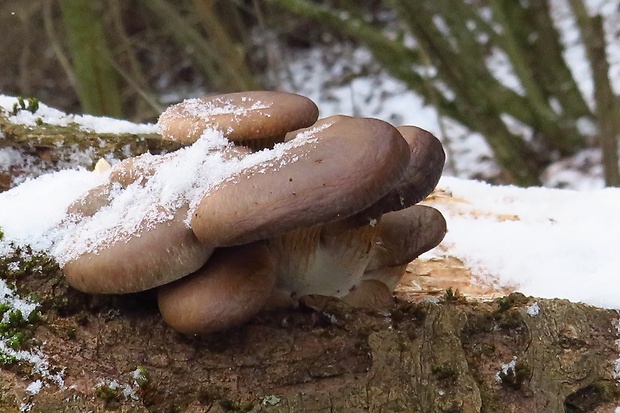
[422, 176, 620, 309]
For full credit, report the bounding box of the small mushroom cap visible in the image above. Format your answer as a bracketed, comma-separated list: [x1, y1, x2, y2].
[366, 205, 447, 286]
[65, 183, 112, 218]
[340, 278, 396, 310]
[62, 206, 213, 294]
[158, 242, 275, 335]
[191, 116, 410, 246]
[360, 126, 445, 220]
[65, 156, 160, 218]
[158, 91, 319, 148]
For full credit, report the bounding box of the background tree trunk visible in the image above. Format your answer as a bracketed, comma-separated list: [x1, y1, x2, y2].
[267, 0, 619, 187]
[59, 0, 124, 118]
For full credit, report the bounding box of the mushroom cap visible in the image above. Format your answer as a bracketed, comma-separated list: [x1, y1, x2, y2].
[65, 182, 112, 218]
[62, 206, 213, 294]
[65, 156, 159, 218]
[190, 116, 410, 246]
[340, 278, 396, 310]
[158, 91, 319, 148]
[59, 142, 257, 295]
[158, 242, 275, 335]
[366, 205, 447, 290]
[359, 126, 445, 220]
[283, 114, 352, 142]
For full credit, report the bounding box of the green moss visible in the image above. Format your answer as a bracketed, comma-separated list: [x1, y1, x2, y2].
[0, 352, 16, 365]
[260, 395, 281, 406]
[443, 287, 466, 304]
[0, 276, 42, 365]
[132, 366, 150, 389]
[66, 326, 77, 340]
[10, 97, 39, 116]
[218, 398, 254, 412]
[95, 382, 122, 405]
[0, 306, 40, 353]
[0, 244, 60, 281]
[432, 363, 459, 382]
[495, 293, 528, 313]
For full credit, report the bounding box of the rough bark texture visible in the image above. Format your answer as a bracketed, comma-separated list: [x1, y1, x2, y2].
[0, 252, 619, 413]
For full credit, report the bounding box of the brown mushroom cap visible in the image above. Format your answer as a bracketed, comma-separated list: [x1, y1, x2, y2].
[359, 126, 445, 220]
[158, 91, 319, 149]
[366, 204, 447, 290]
[283, 114, 353, 142]
[158, 242, 275, 335]
[340, 278, 396, 309]
[190, 116, 410, 246]
[62, 206, 213, 294]
[59, 143, 256, 294]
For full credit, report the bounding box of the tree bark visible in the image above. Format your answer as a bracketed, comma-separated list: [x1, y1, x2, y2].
[568, 1, 620, 187]
[0, 251, 618, 412]
[59, 0, 123, 118]
[0, 109, 179, 191]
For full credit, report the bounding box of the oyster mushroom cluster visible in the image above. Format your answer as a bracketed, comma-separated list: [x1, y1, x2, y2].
[54, 91, 447, 335]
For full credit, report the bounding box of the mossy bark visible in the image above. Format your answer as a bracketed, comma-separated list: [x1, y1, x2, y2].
[0, 110, 180, 191]
[0, 251, 618, 412]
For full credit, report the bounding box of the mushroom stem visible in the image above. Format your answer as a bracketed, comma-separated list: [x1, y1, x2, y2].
[268, 219, 376, 299]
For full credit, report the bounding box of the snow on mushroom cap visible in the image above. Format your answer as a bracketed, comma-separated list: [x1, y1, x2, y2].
[158, 91, 319, 146]
[53, 123, 329, 265]
[160, 96, 270, 139]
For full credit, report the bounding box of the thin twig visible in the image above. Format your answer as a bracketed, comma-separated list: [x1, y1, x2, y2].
[43, 0, 76, 88]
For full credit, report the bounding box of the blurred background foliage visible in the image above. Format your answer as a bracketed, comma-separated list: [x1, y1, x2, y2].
[0, 0, 618, 186]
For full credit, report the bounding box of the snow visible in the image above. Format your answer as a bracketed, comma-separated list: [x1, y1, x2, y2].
[0, 95, 157, 135]
[0, 341, 64, 387]
[496, 357, 517, 382]
[0, 279, 38, 322]
[0, 114, 328, 265]
[424, 176, 620, 309]
[25, 380, 43, 395]
[526, 302, 540, 317]
[52, 123, 323, 265]
[0, 169, 105, 254]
